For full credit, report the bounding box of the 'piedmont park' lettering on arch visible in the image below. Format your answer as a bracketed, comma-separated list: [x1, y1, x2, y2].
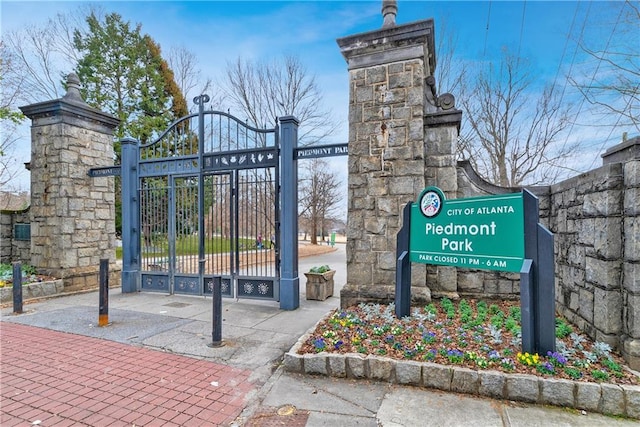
[409, 187, 525, 272]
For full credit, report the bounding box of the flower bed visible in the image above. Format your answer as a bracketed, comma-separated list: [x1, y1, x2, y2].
[0, 263, 56, 288]
[297, 299, 637, 385]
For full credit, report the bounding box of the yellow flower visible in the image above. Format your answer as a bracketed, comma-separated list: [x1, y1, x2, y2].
[517, 352, 541, 366]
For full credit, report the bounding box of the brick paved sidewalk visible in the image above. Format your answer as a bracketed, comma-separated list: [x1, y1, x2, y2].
[0, 323, 255, 426]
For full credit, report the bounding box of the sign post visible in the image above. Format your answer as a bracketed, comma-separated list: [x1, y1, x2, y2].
[396, 187, 555, 355]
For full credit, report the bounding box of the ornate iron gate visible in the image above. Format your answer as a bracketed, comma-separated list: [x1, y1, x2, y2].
[130, 97, 281, 300]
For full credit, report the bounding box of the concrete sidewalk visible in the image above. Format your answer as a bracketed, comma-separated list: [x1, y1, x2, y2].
[1, 244, 637, 426]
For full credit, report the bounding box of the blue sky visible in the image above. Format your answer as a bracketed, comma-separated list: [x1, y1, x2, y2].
[1, 1, 635, 198]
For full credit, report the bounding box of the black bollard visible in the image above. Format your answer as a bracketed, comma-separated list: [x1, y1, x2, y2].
[208, 276, 223, 347]
[98, 259, 109, 326]
[12, 262, 23, 314]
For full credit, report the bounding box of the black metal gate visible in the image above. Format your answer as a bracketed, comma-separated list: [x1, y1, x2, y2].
[134, 100, 280, 300]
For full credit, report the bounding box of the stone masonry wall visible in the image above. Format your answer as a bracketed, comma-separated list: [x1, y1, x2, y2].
[454, 163, 551, 300]
[548, 163, 625, 348]
[544, 157, 640, 369]
[0, 209, 30, 264]
[621, 158, 640, 369]
[456, 153, 640, 369]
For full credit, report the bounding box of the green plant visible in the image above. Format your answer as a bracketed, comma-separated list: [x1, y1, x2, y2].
[504, 317, 518, 333]
[563, 367, 583, 379]
[309, 265, 331, 274]
[458, 299, 473, 323]
[555, 318, 573, 339]
[440, 298, 456, 319]
[488, 304, 501, 315]
[0, 263, 40, 286]
[490, 313, 505, 329]
[591, 369, 609, 381]
[424, 303, 437, 316]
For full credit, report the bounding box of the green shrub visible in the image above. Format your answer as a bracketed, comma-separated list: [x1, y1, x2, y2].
[309, 265, 331, 273]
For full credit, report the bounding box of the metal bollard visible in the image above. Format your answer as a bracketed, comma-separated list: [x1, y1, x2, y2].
[208, 276, 223, 347]
[98, 259, 109, 326]
[12, 262, 23, 314]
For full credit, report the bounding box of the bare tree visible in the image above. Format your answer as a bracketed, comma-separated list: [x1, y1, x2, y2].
[433, 15, 467, 99]
[0, 43, 27, 189]
[2, 6, 100, 105]
[569, 0, 639, 132]
[221, 55, 337, 145]
[458, 51, 576, 187]
[0, 7, 102, 190]
[299, 159, 342, 245]
[167, 45, 215, 110]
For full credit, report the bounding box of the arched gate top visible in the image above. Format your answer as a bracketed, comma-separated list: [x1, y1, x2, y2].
[140, 109, 278, 161]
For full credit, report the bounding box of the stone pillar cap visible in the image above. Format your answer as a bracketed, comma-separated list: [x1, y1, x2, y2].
[62, 73, 85, 103]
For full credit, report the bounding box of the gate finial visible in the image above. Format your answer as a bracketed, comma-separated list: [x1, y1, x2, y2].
[193, 94, 210, 106]
[63, 73, 85, 103]
[382, 0, 397, 27]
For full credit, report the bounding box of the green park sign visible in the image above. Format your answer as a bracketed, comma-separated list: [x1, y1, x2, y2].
[409, 187, 525, 272]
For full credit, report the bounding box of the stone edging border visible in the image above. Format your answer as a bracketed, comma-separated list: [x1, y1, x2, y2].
[0, 280, 64, 304]
[283, 316, 640, 420]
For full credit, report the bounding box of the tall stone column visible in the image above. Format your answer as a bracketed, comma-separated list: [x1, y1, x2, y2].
[20, 73, 120, 291]
[423, 78, 463, 297]
[337, 19, 437, 307]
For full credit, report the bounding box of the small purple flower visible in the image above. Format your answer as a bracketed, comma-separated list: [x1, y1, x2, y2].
[313, 338, 326, 351]
[547, 351, 567, 366]
[447, 349, 463, 357]
[385, 334, 395, 343]
[422, 331, 436, 343]
[424, 349, 437, 361]
[488, 350, 500, 360]
[334, 340, 344, 350]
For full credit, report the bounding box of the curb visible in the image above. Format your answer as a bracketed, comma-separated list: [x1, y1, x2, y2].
[0, 280, 64, 304]
[283, 318, 640, 420]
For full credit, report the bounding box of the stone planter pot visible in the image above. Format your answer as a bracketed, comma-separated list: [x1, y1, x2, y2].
[304, 270, 335, 301]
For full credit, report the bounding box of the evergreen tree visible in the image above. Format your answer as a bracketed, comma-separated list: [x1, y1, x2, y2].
[73, 12, 188, 235]
[74, 12, 187, 157]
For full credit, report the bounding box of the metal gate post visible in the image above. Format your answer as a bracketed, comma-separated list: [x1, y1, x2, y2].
[195, 95, 210, 295]
[279, 116, 300, 310]
[121, 137, 140, 293]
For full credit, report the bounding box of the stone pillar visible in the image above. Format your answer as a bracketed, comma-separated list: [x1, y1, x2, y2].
[337, 20, 437, 307]
[423, 88, 463, 297]
[616, 136, 640, 370]
[20, 73, 120, 291]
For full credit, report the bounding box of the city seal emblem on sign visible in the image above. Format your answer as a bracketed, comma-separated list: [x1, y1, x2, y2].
[419, 187, 444, 218]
